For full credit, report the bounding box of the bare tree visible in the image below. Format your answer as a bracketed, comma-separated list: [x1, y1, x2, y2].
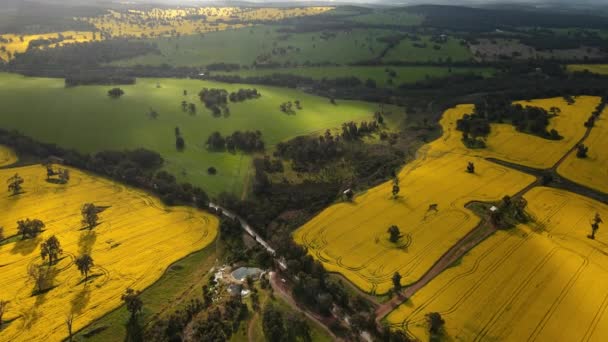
[65, 313, 74, 342]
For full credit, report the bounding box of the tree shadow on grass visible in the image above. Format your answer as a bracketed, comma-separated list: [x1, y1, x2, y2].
[125, 318, 144, 342]
[75, 273, 103, 287]
[7, 190, 26, 198]
[0, 316, 19, 333]
[70, 286, 91, 316]
[10, 236, 41, 256]
[78, 230, 97, 255]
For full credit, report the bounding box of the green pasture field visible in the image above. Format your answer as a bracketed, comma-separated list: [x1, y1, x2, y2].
[111, 25, 392, 67]
[0, 73, 385, 196]
[347, 10, 424, 26]
[213, 66, 495, 87]
[383, 35, 473, 62]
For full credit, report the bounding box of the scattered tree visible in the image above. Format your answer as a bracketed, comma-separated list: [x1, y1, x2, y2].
[344, 189, 354, 201]
[107, 87, 124, 98]
[7, 173, 24, 195]
[392, 177, 400, 199]
[392, 272, 402, 293]
[466, 161, 475, 173]
[75, 254, 94, 281]
[40, 235, 63, 266]
[176, 136, 185, 150]
[577, 144, 589, 158]
[426, 312, 445, 339]
[188, 103, 197, 115]
[81, 203, 99, 229]
[122, 288, 143, 321]
[589, 213, 603, 240]
[388, 225, 401, 243]
[17, 219, 45, 239]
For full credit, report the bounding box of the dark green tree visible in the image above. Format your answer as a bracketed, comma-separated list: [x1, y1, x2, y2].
[40, 235, 63, 266]
[426, 312, 445, 339]
[392, 177, 400, 199]
[81, 203, 99, 229]
[388, 225, 401, 243]
[589, 213, 603, 239]
[7, 173, 24, 195]
[392, 272, 402, 293]
[17, 219, 45, 239]
[466, 162, 475, 173]
[75, 254, 94, 281]
[107, 88, 124, 98]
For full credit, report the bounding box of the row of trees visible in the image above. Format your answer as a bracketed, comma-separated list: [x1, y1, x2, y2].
[206, 130, 265, 153]
[229, 88, 260, 102]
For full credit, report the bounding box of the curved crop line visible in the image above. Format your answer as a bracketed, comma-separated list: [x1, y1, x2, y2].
[473, 247, 560, 342]
[527, 254, 589, 342]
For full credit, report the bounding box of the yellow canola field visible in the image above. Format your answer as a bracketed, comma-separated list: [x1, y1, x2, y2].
[81, 7, 333, 38]
[294, 96, 598, 294]
[387, 187, 608, 342]
[0, 31, 100, 62]
[0, 145, 17, 167]
[437, 96, 600, 169]
[558, 106, 608, 194]
[568, 64, 608, 75]
[0, 165, 218, 342]
[294, 103, 538, 294]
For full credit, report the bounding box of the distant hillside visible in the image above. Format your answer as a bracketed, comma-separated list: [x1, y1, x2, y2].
[405, 4, 608, 31]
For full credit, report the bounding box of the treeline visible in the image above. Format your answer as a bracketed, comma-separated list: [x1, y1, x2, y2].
[229, 88, 260, 102]
[65, 73, 135, 87]
[9, 40, 159, 68]
[206, 131, 265, 153]
[0, 129, 209, 208]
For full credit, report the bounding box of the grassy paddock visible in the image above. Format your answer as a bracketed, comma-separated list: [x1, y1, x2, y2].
[214, 66, 495, 87]
[112, 26, 392, 67]
[383, 35, 473, 63]
[73, 245, 217, 341]
[0, 73, 385, 195]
